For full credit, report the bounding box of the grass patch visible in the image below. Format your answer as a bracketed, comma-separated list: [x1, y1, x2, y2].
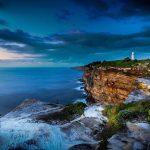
[98, 100, 150, 149]
[103, 100, 150, 132]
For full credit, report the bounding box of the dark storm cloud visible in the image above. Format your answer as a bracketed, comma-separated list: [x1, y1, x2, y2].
[74, 0, 109, 11]
[0, 0, 149, 23]
[0, 29, 65, 51]
[0, 0, 4, 8]
[74, 0, 109, 19]
[0, 27, 150, 58]
[119, 0, 150, 17]
[56, 9, 73, 21]
[54, 27, 150, 50]
[0, 0, 150, 20]
[0, 29, 39, 48]
[74, 0, 150, 19]
[0, 19, 8, 26]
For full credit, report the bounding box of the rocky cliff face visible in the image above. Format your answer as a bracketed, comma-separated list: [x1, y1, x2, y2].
[83, 68, 150, 104]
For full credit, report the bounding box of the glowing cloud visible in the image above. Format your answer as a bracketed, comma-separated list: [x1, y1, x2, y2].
[0, 48, 41, 60]
[1, 42, 25, 47]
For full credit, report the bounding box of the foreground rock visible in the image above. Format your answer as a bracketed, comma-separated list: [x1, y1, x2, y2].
[0, 99, 107, 150]
[107, 122, 150, 150]
[1, 98, 149, 150]
[69, 144, 96, 150]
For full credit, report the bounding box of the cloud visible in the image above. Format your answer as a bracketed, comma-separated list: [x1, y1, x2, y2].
[109, 0, 150, 19]
[74, 0, 109, 11]
[54, 28, 150, 50]
[44, 40, 65, 45]
[0, 29, 65, 51]
[74, 0, 109, 20]
[0, 27, 150, 66]
[0, 47, 43, 60]
[0, 19, 8, 26]
[126, 0, 150, 16]
[1, 27, 150, 52]
[47, 49, 56, 51]
[74, 0, 150, 20]
[0, 40, 25, 47]
[0, 0, 4, 8]
[56, 9, 73, 21]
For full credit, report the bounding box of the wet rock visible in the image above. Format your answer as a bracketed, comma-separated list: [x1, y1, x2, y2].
[133, 142, 144, 150]
[69, 144, 95, 150]
[25, 139, 37, 145]
[58, 104, 107, 144]
[4, 98, 63, 119]
[0, 136, 6, 146]
[127, 122, 150, 142]
[107, 122, 150, 150]
[8, 145, 26, 150]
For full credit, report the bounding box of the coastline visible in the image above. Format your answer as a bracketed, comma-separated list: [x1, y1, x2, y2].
[0, 65, 150, 150]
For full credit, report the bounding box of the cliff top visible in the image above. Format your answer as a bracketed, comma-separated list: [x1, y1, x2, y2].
[85, 59, 150, 70]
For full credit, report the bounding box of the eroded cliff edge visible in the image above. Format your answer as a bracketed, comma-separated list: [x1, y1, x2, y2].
[83, 64, 150, 104]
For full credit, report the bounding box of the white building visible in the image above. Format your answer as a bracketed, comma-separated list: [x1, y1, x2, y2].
[131, 52, 135, 60]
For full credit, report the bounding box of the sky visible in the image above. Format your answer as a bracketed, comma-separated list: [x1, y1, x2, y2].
[0, 0, 150, 67]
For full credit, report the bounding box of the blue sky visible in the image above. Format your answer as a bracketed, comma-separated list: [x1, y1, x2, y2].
[0, 0, 150, 67]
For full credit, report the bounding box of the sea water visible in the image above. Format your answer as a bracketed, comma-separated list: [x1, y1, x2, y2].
[0, 67, 84, 115]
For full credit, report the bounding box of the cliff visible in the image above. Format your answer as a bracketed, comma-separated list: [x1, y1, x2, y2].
[83, 67, 150, 104]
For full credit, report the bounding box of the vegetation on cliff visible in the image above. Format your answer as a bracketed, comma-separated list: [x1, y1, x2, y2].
[104, 100, 150, 132]
[98, 100, 150, 149]
[85, 59, 150, 69]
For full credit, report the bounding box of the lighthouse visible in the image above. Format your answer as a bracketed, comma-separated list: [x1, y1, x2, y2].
[131, 52, 135, 60]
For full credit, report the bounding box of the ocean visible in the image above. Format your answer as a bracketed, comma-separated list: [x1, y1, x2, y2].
[0, 67, 84, 115]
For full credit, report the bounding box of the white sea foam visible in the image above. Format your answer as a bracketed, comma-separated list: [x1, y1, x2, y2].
[76, 80, 83, 84]
[0, 117, 70, 150]
[74, 98, 87, 104]
[74, 86, 84, 91]
[84, 105, 107, 122]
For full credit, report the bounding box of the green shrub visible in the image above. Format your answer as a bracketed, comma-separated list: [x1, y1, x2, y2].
[126, 101, 150, 114]
[148, 116, 150, 122]
[104, 100, 150, 133]
[118, 110, 133, 119]
[108, 114, 124, 131]
[148, 109, 150, 122]
[148, 109, 150, 114]
[64, 102, 87, 117]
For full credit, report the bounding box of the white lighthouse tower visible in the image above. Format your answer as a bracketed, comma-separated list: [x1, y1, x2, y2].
[131, 52, 135, 60]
